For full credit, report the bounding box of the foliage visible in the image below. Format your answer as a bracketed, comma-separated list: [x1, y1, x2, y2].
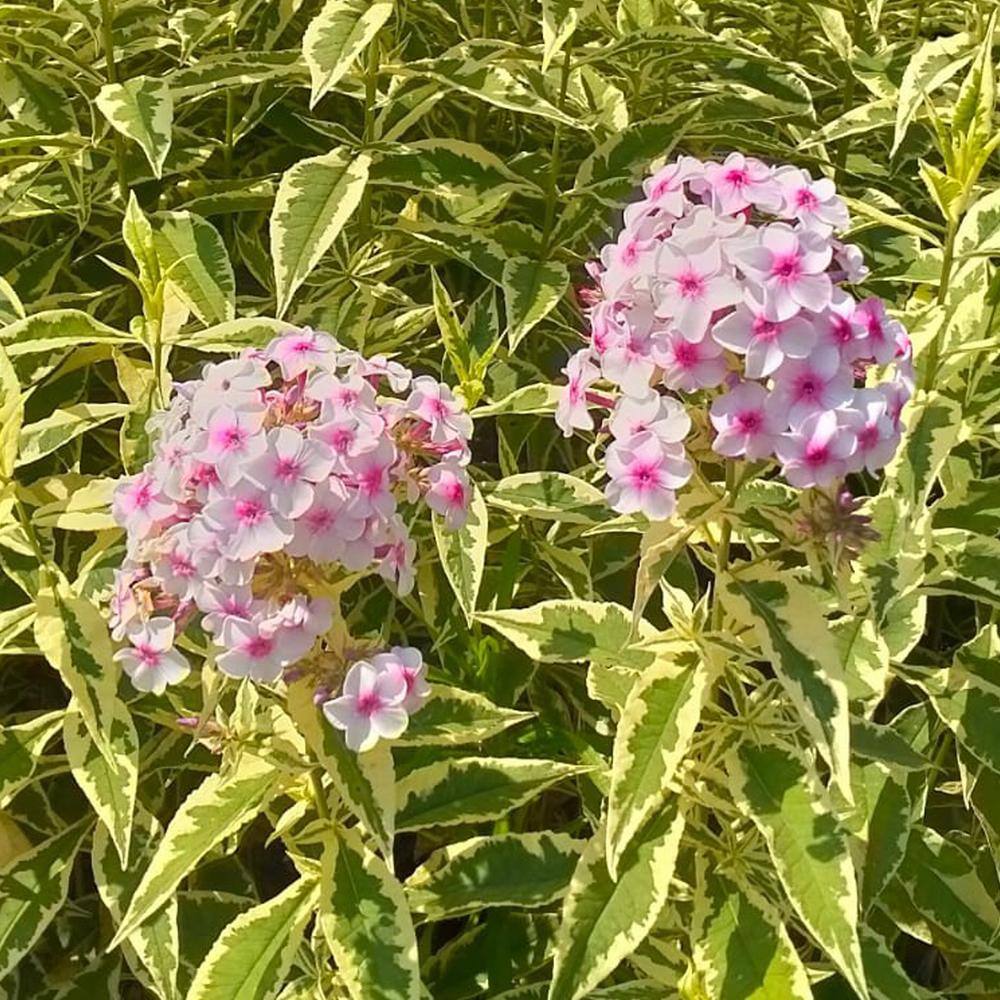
[0, 0, 999, 998]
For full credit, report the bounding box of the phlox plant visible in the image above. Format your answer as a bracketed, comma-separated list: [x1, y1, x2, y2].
[2, 2, 1000, 1000]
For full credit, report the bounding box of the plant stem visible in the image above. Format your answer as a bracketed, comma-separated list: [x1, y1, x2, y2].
[310, 768, 330, 820]
[912, 0, 926, 39]
[359, 38, 380, 239]
[541, 41, 574, 256]
[98, 0, 129, 203]
[711, 463, 738, 630]
[922, 215, 959, 390]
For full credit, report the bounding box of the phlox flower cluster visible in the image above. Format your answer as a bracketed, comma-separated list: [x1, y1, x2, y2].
[555, 153, 914, 520]
[109, 330, 472, 746]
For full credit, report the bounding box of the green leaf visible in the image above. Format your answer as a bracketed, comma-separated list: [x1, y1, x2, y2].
[487, 473, 607, 524]
[270, 148, 371, 317]
[92, 806, 180, 1000]
[393, 684, 532, 746]
[399, 218, 508, 283]
[187, 877, 318, 1000]
[0, 343, 21, 479]
[925, 528, 1000, 607]
[167, 52, 307, 99]
[472, 383, 562, 418]
[606, 642, 712, 877]
[303, 0, 393, 107]
[63, 699, 137, 866]
[396, 757, 588, 831]
[110, 753, 284, 947]
[319, 824, 420, 1000]
[33, 583, 122, 769]
[0, 310, 130, 355]
[168, 317, 293, 351]
[430, 267, 470, 381]
[728, 741, 868, 1000]
[407, 833, 584, 920]
[0, 819, 90, 980]
[542, 0, 594, 72]
[96, 76, 174, 180]
[692, 865, 812, 999]
[286, 682, 394, 856]
[956, 187, 1000, 260]
[16, 402, 129, 467]
[721, 568, 852, 801]
[0, 64, 75, 133]
[503, 257, 569, 351]
[0, 711, 61, 807]
[433, 483, 487, 623]
[892, 32, 975, 155]
[150, 211, 235, 325]
[548, 805, 685, 1000]
[854, 762, 911, 913]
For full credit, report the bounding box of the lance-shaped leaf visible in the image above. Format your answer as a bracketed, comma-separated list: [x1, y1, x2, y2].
[854, 761, 911, 913]
[303, 0, 393, 107]
[34, 583, 122, 768]
[0, 343, 21, 478]
[169, 318, 294, 352]
[110, 753, 284, 947]
[548, 804, 685, 1000]
[393, 684, 531, 746]
[728, 740, 868, 1000]
[187, 876, 319, 1000]
[925, 528, 1000, 607]
[476, 600, 637, 663]
[406, 833, 584, 920]
[691, 865, 812, 999]
[286, 682, 394, 856]
[433, 483, 487, 624]
[0, 310, 130, 355]
[396, 757, 587, 831]
[319, 824, 420, 1000]
[63, 700, 137, 866]
[0, 64, 75, 132]
[542, 0, 594, 72]
[721, 569, 851, 801]
[472, 384, 562, 418]
[93, 807, 179, 1000]
[96, 76, 173, 179]
[606, 643, 711, 877]
[270, 148, 370, 317]
[16, 403, 129, 467]
[0, 710, 60, 806]
[504, 257, 569, 351]
[149, 211, 235, 325]
[487, 472, 607, 524]
[0, 818, 90, 980]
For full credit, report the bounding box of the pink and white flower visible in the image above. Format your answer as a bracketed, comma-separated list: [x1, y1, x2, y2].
[425, 463, 471, 529]
[700, 153, 780, 215]
[604, 432, 692, 520]
[114, 618, 190, 694]
[654, 238, 740, 341]
[322, 659, 409, 751]
[773, 166, 850, 233]
[245, 426, 334, 518]
[112, 472, 173, 538]
[844, 389, 901, 473]
[215, 616, 289, 683]
[771, 346, 854, 427]
[556, 350, 600, 436]
[203, 481, 294, 561]
[710, 382, 788, 460]
[268, 328, 338, 379]
[775, 409, 857, 488]
[372, 646, 429, 713]
[657, 330, 728, 392]
[608, 393, 690, 444]
[711, 292, 816, 378]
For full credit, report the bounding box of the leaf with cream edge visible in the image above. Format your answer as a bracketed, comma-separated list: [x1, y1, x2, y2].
[16, 403, 130, 467]
[728, 740, 869, 1000]
[92, 806, 180, 1000]
[548, 804, 685, 1000]
[109, 753, 285, 948]
[96, 76, 173, 179]
[270, 148, 371, 317]
[0, 710, 61, 806]
[319, 824, 420, 1000]
[691, 863, 812, 1000]
[433, 483, 487, 623]
[33, 583, 122, 769]
[0, 343, 21, 478]
[286, 681, 394, 856]
[396, 757, 589, 831]
[542, 0, 594, 72]
[721, 568, 852, 802]
[149, 211, 236, 325]
[503, 257, 569, 351]
[393, 684, 532, 746]
[0, 310, 130, 355]
[487, 472, 607, 524]
[187, 876, 319, 1000]
[303, 0, 393, 108]
[0, 818, 91, 981]
[605, 642, 713, 877]
[406, 833, 584, 920]
[63, 700, 137, 866]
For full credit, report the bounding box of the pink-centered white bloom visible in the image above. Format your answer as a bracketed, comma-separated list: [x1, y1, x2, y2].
[710, 382, 788, 460]
[112, 472, 173, 538]
[711, 292, 816, 378]
[775, 409, 858, 488]
[654, 237, 740, 340]
[700, 153, 781, 215]
[322, 659, 409, 751]
[267, 328, 338, 379]
[286, 481, 366, 563]
[372, 647, 429, 713]
[605, 432, 692, 520]
[196, 405, 266, 485]
[215, 616, 289, 683]
[657, 329, 728, 392]
[556, 349, 601, 436]
[114, 618, 190, 694]
[245, 426, 334, 519]
[406, 376, 474, 444]
[608, 393, 690, 444]
[773, 166, 850, 233]
[844, 388, 901, 474]
[771, 346, 853, 427]
[203, 481, 294, 561]
[425, 463, 470, 529]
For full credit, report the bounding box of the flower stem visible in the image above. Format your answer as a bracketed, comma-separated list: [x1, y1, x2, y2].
[359, 38, 380, 239]
[711, 463, 738, 630]
[98, 0, 129, 203]
[310, 768, 330, 820]
[922, 215, 959, 390]
[541, 41, 574, 256]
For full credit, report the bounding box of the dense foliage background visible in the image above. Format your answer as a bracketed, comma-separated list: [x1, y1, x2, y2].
[1, 0, 1000, 997]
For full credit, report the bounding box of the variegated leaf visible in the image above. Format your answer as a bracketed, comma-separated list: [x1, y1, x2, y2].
[503, 257, 569, 351]
[433, 483, 488, 623]
[393, 684, 532, 746]
[487, 472, 607, 524]
[96, 76, 173, 179]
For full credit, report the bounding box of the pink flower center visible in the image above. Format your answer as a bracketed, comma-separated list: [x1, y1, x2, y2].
[444, 480, 466, 506]
[752, 316, 781, 342]
[306, 507, 335, 533]
[804, 442, 829, 466]
[651, 178, 673, 200]
[169, 552, 196, 577]
[830, 315, 853, 343]
[568, 379, 582, 404]
[725, 168, 749, 189]
[429, 397, 449, 419]
[234, 498, 266, 525]
[356, 690, 384, 716]
[131, 482, 153, 510]
[274, 456, 301, 481]
[223, 596, 250, 616]
[360, 466, 385, 496]
[222, 426, 248, 450]
[621, 241, 640, 265]
[135, 643, 161, 667]
[772, 253, 802, 281]
[795, 187, 819, 210]
[677, 270, 705, 299]
[858, 424, 879, 450]
[736, 410, 763, 433]
[400, 668, 417, 693]
[794, 373, 822, 401]
[672, 341, 700, 370]
[245, 634, 274, 659]
[628, 462, 662, 492]
[290, 338, 316, 355]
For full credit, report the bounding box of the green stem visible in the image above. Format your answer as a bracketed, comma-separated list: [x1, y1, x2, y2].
[922, 216, 959, 390]
[98, 0, 128, 203]
[359, 39, 380, 239]
[711, 463, 738, 630]
[310, 769, 330, 820]
[912, 0, 926, 39]
[834, 2, 859, 172]
[541, 41, 574, 256]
